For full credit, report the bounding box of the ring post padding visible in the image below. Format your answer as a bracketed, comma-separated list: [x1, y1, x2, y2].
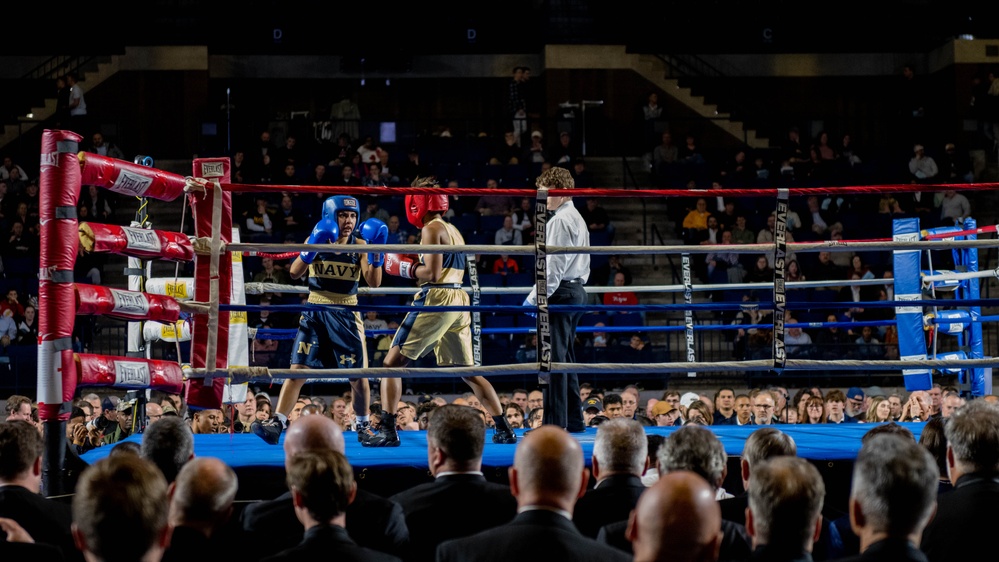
[894, 217, 932, 391]
[681, 253, 695, 377]
[772, 188, 789, 374]
[961, 217, 987, 395]
[186, 158, 232, 410]
[467, 254, 482, 366]
[534, 188, 551, 384]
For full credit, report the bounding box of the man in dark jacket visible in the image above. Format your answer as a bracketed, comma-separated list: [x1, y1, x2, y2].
[240, 414, 408, 558]
[390, 405, 517, 562]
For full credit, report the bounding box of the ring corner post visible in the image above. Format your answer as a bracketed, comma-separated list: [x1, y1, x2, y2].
[186, 158, 233, 409]
[893, 217, 932, 392]
[38, 129, 83, 496]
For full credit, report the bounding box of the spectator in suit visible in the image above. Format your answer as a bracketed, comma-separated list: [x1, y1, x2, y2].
[920, 399, 999, 562]
[627, 471, 723, 562]
[140, 415, 195, 484]
[572, 418, 648, 538]
[829, 433, 937, 562]
[390, 404, 516, 562]
[718, 427, 797, 526]
[596, 424, 750, 560]
[161, 457, 239, 562]
[240, 413, 408, 559]
[71, 454, 170, 562]
[261, 449, 401, 562]
[0, 420, 82, 561]
[746, 456, 825, 562]
[436, 426, 630, 562]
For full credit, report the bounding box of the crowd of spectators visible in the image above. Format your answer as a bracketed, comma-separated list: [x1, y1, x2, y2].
[1, 380, 993, 561]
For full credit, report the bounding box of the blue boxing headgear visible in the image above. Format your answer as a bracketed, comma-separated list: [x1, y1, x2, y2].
[323, 195, 361, 221]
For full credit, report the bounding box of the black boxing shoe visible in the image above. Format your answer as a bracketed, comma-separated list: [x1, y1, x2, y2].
[492, 427, 518, 444]
[251, 415, 284, 445]
[361, 413, 400, 447]
[356, 420, 374, 443]
[491, 415, 518, 444]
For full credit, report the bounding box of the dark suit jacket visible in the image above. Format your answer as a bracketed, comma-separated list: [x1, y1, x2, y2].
[572, 473, 646, 538]
[261, 524, 402, 562]
[436, 509, 631, 562]
[597, 517, 752, 562]
[240, 488, 408, 559]
[718, 493, 748, 525]
[161, 525, 233, 562]
[0, 485, 82, 562]
[0, 540, 66, 560]
[919, 472, 999, 562]
[389, 472, 517, 562]
[834, 537, 928, 562]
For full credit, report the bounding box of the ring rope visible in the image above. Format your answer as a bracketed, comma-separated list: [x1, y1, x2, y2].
[222, 297, 996, 315]
[242, 277, 896, 297]
[219, 181, 999, 198]
[220, 239, 999, 257]
[182, 356, 999, 383]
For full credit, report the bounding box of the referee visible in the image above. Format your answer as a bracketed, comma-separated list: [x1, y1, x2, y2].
[524, 166, 590, 432]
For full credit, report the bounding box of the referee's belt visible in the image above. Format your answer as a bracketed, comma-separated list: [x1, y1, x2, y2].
[560, 278, 586, 285]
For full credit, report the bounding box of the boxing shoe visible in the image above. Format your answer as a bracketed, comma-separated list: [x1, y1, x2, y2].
[492, 427, 518, 444]
[361, 413, 400, 447]
[490, 415, 518, 444]
[356, 420, 374, 442]
[251, 415, 285, 445]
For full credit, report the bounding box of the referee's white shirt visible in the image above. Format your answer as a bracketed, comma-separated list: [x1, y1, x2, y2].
[524, 200, 590, 304]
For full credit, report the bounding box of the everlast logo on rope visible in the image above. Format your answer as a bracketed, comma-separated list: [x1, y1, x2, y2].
[111, 170, 154, 197]
[122, 226, 163, 253]
[114, 361, 151, 386]
[772, 200, 788, 364]
[110, 289, 150, 316]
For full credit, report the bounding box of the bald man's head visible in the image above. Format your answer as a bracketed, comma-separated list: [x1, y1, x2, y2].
[283, 414, 345, 464]
[169, 457, 238, 530]
[629, 471, 723, 562]
[511, 426, 586, 508]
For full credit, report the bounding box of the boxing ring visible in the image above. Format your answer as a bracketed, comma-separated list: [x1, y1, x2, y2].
[37, 129, 999, 493]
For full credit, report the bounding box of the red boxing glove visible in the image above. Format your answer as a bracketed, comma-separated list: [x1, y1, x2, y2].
[384, 253, 421, 279]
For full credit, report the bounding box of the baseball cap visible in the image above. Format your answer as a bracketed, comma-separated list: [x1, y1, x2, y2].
[680, 392, 700, 409]
[650, 401, 675, 417]
[583, 397, 603, 412]
[531, 130, 543, 138]
[101, 396, 118, 412]
[846, 387, 865, 401]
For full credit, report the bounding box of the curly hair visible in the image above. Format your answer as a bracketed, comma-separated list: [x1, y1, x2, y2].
[535, 166, 574, 189]
[411, 176, 440, 188]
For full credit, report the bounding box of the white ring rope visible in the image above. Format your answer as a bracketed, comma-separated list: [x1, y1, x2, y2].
[183, 356, 999, 383]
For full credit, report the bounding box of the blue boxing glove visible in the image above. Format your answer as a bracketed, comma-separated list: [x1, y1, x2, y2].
[358, 218, 389, 268]
[300, 218, 339, 264]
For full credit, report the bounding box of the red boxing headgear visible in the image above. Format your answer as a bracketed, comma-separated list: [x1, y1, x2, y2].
[405, 194, 449, 228]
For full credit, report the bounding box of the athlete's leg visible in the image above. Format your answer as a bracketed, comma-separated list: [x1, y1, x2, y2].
[380, 345, 409, 415]
[275, 365, 307, 416]
[462, 376, 502, 417]
[350, 378, 370, 417]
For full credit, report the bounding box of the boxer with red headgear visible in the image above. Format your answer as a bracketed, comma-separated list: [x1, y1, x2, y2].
[405, 192, 450, 228]
[365, 177, 516, 447]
